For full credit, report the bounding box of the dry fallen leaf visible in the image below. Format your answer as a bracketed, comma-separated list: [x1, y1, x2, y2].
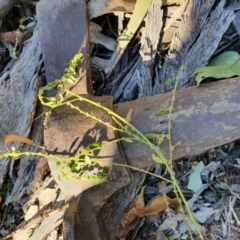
[119, 186, 145, 238]
[4, 134, 45, 152]
[131, 195, 181, 217]
[121, 186, 145, 228]
[119, 216, 139, 239]
[119, 193, 181, 238]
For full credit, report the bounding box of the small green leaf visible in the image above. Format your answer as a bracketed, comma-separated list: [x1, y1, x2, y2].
[45, 97, 56, 102]
[85, 155, 92, 165]
[155, 109, 168, 116]
[56, 161, 61, 167]
[58, 175, 61, 181]
[165, 78, 175, 85]
[70, 162, 78, 171]
[92, 142, 101, 147]
[123, 138, 133, 143]
[152, 153, 163, 163]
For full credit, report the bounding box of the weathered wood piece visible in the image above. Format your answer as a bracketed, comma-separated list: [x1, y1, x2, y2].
[44, 95, 131, 201]
[116, 78, 240, 168]
[0, 0, 17, 23]
[6, 102, 48, 204]
[111, 0, 163, 101]
[37, 0, 92, 95]
[89, 21, 117, 51]
[9, 205, 67, 240]
[0, 27, 41, 187]
[87, 0, 136, 19]
[233, 10, 240, 36]
[137, 0, 163, 98]
[64, 171, 146, 240]
[87, 0, 182, 19]
[153, 0, 235, 93]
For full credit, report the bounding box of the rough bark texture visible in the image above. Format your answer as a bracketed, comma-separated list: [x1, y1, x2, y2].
[87, 0, 182, 19]
[153, 0, 235, 93]
[110, 0, 163, 101]
[44, 95, 131, 201]
[6, 102, 48, 204]
[116, 78, 240, 168]
[87, 0, 136, 19]
[0, 0, 18, 23]
[37, 0, 92, 96]
[0, 27, 42, 187]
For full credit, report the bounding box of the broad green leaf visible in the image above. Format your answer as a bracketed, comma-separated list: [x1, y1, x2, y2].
[187, 161, 204, 193]
[85, 155, 92, 165]
[152, 153, 163, 164]
[118, 0, 152, 49]
[193, 51, 240, 86]
[155, 109, 168, 116]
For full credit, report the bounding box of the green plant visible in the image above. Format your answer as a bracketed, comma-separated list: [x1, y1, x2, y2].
[0, 179, 13, 196]
[1, 53, 204, 239]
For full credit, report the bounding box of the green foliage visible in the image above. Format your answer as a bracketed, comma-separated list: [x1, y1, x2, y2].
[65, 52, 83, 77]
[165, 78, 175, 85]
[152, 153, 163, 164]
[0, 179, 13, 196]
[155, 109, 168, 116]
[145, 133, 166, 145]
[193, 51, 240, 85]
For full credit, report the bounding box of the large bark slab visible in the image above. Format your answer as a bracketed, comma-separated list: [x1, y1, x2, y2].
[44, 95, 131, 201]
[116, 78, 240, 168]
[37, 0, 92, 95]
[0, 27, 42, 187]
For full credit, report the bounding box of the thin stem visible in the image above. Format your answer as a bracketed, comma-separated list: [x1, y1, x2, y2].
[168, 67, 183, 170]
